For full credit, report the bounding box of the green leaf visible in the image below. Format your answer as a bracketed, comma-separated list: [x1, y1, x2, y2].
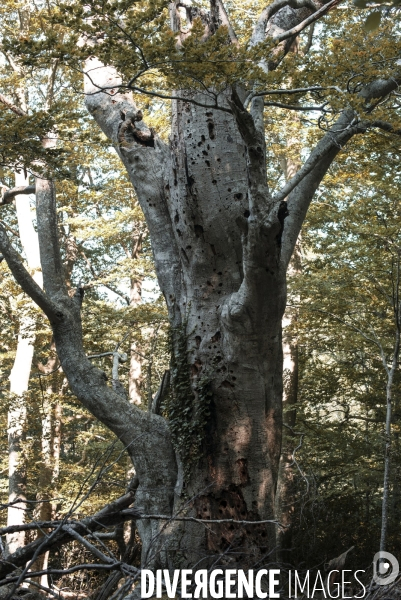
[364, 11, 382, 31]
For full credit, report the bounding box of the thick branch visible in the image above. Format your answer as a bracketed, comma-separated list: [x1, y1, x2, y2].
[252, 0, 319, 44]
[281, 111, 363, 266]
[272, 0, 342, 43]
[0, 93, 25, 116]
[213, 0, 239, 44]
[35, 177, 67, 300]
[0, 222, 62, 322]
[84, 58, 182, 323]
[370, 119, 401, 135]
[249, 0, 339, 144]
[225, 90, 288, 322]
[361, 74, 401, 103]
[3, 157, 179, 551]
[228, 88, 270, 211]
[274, 111, 359, 205]
[279, 70, 401, 267]
[46, 318, 177, 525]
[251, 0, 343, 79]
[1, 185, 35, 206]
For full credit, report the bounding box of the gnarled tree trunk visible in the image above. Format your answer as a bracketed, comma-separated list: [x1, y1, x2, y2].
[82, 50, 355, 567]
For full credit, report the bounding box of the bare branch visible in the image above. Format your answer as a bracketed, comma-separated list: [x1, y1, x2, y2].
[245, 85, 343, 109]
[258, 85, 328, 96]
[63, 526, 119, 564]
[0, 93, 25, 116]
[0, 564, 129, 587]
[264, 101, 327, 110]
[123, 511, 283, 528]
[273, 0, 342, 44]
[280, 111, 367, 266]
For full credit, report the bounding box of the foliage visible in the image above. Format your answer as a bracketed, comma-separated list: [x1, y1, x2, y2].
[287, 131, 401, 567]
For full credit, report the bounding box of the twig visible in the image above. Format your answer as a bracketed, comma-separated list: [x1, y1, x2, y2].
[121, 511, 282, 527]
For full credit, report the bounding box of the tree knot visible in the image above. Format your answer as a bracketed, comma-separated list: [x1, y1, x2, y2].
[118, 110, 155, 148]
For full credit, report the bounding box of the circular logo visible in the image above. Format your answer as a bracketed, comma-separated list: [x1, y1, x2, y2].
[373, 551, 399, 585]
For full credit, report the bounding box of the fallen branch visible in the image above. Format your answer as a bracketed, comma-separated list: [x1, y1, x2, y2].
[0, 492, 137, 580]
[0, 508, 280, 535]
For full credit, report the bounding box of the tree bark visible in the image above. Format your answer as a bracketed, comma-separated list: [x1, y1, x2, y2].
[379, 255, 401, 552]
[30, 349, 61, 588]
[275, 243, 300, 562]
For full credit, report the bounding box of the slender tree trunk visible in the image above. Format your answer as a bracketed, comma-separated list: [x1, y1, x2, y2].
[31, 351, 59, 587]
[379, 254, 401, 552]
[5, 3, 41, 553]
[275, 268, 299, 561]
[380, 378, 392, 553]
[6, 171, 42, 556]
[129, 275, 142, 406]
[275, 149, 301, 561]
[380, 345, 398, 553]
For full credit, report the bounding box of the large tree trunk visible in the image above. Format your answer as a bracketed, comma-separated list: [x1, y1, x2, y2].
[83, 65, 309, 566]
[80, 32, 363, 565]
[159, 95, 286, 565]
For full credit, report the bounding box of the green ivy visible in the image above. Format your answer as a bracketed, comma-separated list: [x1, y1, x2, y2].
[163, 322, 212, 487]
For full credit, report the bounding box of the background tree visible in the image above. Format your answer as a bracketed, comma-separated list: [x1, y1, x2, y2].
[288, 131, 401, 569]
